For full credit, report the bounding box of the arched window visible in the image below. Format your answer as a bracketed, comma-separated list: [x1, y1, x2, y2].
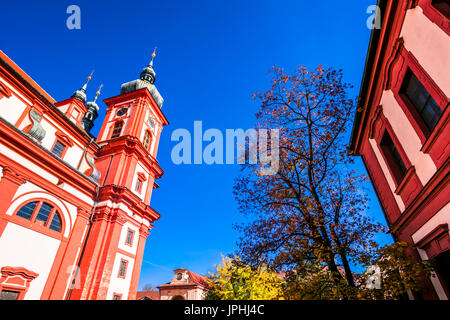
[16, 201, 38, 220]
[111, 121, 123, 138]
[143, 130, 152, 150]
[15, 200, 62, 233]
[48, 210, 62, 232]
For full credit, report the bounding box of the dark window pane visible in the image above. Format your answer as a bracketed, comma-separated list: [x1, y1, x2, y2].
[391, 145, 407, 176]
[0, 290, 20, 300]
[432, 0, 450, 19]
[405, 76, 428, 112]
[111, 122, 123, 138]
[16, 201, 38, 220]
[49, 212, 62, 232]
[401, 70, 443, 132]
[35, 202, 53, 226]
[435, 250, 450, 293]
[143, 131, 151, 149]
[113, 295, 121, 300]
[119, 260, 127, 277]
[51, 141, 66, 158]
[126, 230, 133, 245]
[423, 98, 442, 129]
[136, 179, 142, 192]
[380, 132, 407, 185]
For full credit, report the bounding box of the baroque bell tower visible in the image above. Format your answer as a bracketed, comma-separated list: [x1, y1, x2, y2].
[69, 49, 168, 300]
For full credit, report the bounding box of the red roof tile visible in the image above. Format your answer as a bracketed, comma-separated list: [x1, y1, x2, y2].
[157, 269, 210, 289]
[187, 270, 210, 288]
[136, 290, 160, 300]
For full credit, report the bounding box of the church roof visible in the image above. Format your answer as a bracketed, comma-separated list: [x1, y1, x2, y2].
[158, 269, 210, 289]
[136, 290, 160, 300]
[119, 48, 164, 108]
[0, 50, 100, 144]
[186, 270, 210, 288]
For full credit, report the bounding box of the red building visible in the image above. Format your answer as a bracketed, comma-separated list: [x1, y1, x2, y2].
[349, 0, 449, 299]
[0, 49, 168, 300]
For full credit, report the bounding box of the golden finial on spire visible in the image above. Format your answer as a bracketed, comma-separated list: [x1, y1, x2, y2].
[82, 70, 95, 90]
[93, 84, 103, 103]
[150, 47, 157, 66]
[96, 84, 103, 96]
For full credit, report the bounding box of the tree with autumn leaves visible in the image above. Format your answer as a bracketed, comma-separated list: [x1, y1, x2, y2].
[229, 65, 433, 300]
[205, 256, 284, 300]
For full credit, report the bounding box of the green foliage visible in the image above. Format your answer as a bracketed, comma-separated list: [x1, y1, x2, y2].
[282, 242, 434, 300]
[359, 242, 435, 300]
[282, 261, 361, 300]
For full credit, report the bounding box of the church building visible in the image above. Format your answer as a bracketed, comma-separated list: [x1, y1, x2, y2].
[158, 268, 210, 300]
[0, 49, 168, 300]
[349, 0, 449, 299]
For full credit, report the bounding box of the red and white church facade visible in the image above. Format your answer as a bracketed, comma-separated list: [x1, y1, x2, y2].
[349, 0, 449, 299]
[0, 49, 168, 300]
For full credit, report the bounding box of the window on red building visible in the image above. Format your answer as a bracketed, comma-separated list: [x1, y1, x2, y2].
[51, 140, 66, 158]
[111, 122, 123, 138]
[16, 201, 38, 220]
[432, 0, 450, 19]
[143, 130, 151, 150]
[118, 259, 128, 278]
[400, 69, 443, 134]
[380, 131, 407, 185]
[0, 290, 20, 300]
[434, 250, 450, 293]
[16, 201, 62, 232]
[126, 229, 134, 246]
[71, 108, 80, 121]
[35, 202, 53, 227]
[113, 294, 122, 300]
[49, 212, 62, 232]
[135, 178, 143, 193]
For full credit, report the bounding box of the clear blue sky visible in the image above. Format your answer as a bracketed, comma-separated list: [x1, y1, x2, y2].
[1, 0, 391, 289]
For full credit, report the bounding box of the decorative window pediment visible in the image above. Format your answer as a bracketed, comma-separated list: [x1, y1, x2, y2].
[54, 131, 74, 147]
[84, 153, 101, 182]
[26, 109, 46, 142]
[0, 266, 39, 300]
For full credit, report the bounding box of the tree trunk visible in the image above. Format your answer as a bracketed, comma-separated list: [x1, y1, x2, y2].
[340, 252, 355, 287]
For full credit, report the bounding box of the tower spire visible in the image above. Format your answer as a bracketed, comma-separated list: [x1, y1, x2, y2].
[140, 47, 157, 84]
[82, 83, 102, 133]
[72, 70, 94, 102]
[93, 84, 103, 103]
[82, 70, 94, 90]
[120, 46, 164, 107]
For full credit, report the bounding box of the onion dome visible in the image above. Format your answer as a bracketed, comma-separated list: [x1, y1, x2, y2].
[140, 48, 157, 84]
[82, 84, 102, 133]
[120, 47, 164, 108]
